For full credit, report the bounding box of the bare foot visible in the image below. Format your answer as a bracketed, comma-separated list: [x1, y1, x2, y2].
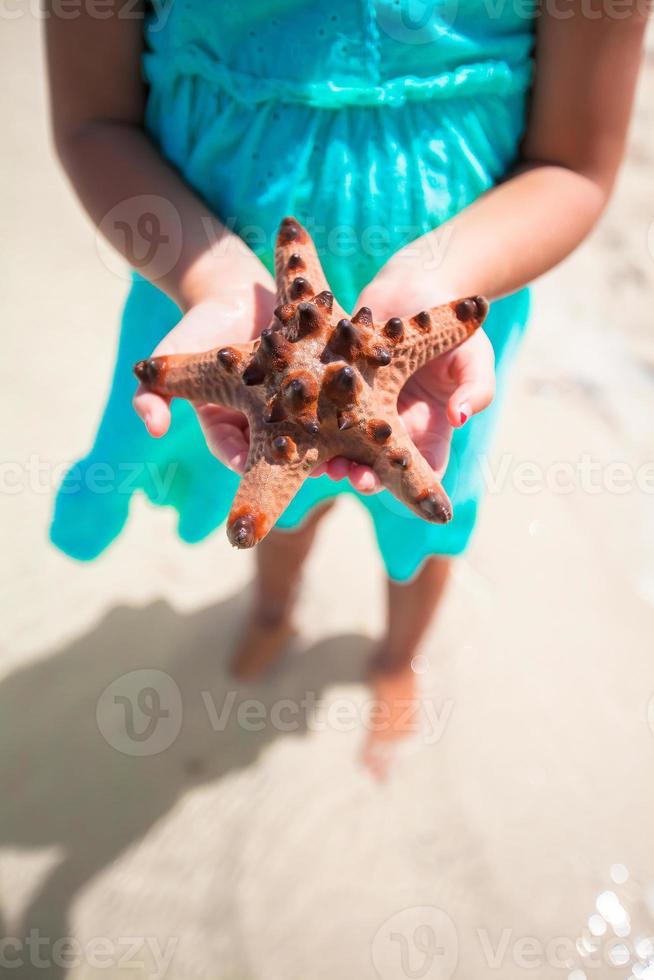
[230, 610, 296, 681]
[362, 647, 423, 779]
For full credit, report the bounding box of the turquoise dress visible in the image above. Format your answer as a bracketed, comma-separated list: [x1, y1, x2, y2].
[51, 0, 535, 581]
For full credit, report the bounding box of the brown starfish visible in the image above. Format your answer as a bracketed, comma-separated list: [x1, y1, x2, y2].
[134, 217, 489, 549]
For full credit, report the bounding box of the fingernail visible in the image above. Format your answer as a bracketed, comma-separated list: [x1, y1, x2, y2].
[458, 402, 471, 426]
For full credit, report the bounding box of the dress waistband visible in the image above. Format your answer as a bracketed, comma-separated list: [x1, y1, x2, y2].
[143, 45, 532, 110]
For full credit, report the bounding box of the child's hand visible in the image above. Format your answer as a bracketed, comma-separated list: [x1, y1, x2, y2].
[133, 263, 495, 487]
[319, 270, 496, 492]
[133, 274, 276, 473]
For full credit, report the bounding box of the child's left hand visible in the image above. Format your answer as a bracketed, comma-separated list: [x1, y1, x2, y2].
[317, 270, 496, 492]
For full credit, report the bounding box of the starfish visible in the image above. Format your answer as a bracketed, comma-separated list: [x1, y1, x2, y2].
[134, 216, 489, 549]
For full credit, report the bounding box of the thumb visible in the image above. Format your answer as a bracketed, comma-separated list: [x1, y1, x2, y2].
[446, 378, 495, 429]
[133, 386, 172, 438]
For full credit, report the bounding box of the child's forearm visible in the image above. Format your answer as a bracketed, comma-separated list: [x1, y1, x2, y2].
[56, 120, 258, 311]
[395, 7, 648, 306]
[394, 161, 608, 304]
[58, 124, 611, 313]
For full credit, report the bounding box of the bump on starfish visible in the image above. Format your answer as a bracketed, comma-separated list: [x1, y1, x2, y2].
[134, 216, 489, 548]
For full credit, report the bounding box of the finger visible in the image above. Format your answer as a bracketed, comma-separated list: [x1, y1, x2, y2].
[204, 426, 249, 473]
[218, 435, 249, 474]
[133, 386, 171, 438]
[349, 463, 383, 494]
[197, 408, 250, 473]
[446, 378, 495, 428]
[310, 457, 350, 481]
[326, 457, 352, 481]
[229, 450, 249, 474]
[446, 343, 496, 428]
[405, 418, 451, 478]
[417, 441, 443, 474]
[397, 398, 446, 473]
[425, 437, 452, 480]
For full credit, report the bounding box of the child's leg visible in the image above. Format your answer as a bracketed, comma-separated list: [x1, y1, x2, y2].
[364, 557, 451, 770]
[378, 557, 451, 674]
[231, 501, 334, 679]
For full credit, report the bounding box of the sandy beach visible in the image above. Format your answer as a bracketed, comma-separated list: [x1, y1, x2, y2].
[1, 13, 654, 980]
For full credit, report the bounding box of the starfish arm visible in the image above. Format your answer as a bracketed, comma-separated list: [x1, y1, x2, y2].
[133, 343, 255, 410]
[374, 296, 490, 387]
[274, 216, 347, 317]
[371, 429, 454, 524]
[226, 432, 320, 548]
[133, 220, 488, 548]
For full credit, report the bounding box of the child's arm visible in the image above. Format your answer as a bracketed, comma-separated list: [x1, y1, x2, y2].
[362, 5, 649, 309]
[46, 6, 274, 468]
[339, 5, 650, 493]
[45, 4, 268, 310]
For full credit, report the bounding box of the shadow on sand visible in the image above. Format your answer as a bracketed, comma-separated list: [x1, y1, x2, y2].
[0, 592, 372, 978]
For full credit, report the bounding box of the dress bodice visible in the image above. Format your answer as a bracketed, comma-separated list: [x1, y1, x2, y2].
[142, 0, 535, 307]
[145, 0, 535, 108]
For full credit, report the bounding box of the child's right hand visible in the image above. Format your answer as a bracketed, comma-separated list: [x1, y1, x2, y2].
[133, 275, 276, 473]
